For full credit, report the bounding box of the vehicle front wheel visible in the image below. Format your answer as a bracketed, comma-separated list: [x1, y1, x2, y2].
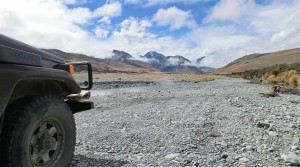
[0, 96, 76, 167]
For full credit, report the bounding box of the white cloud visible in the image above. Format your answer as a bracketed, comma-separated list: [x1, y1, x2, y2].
[152, 7, 196, 30]
[124, 0, 140, 4]
[106, 17, 192, 58]
[112, 17, 156, 39]
[62, 0, 78, 4]
[186, 0, 300, 68]
[0, 0, 112, 56]
[145, 0, 210, 6]
[123, 0, 208, 5]
[98, 16, 111, 25]
[61, 0, 88, 5]
[95, 27, 109, 38]
[204, 0, 257, 22]
[67, 7, 92, 25]
[93, 2, 122, 18]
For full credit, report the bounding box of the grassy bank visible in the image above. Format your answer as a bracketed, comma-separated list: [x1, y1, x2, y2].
[236, 63, 300, 87]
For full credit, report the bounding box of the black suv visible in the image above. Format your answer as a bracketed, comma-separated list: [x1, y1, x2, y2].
[0, 34, 93, 167]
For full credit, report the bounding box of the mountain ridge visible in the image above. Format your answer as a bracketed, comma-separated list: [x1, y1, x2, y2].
[213, 47, 300, 74]
[43, 49, 159, 73]
[43, 49, 214, 74]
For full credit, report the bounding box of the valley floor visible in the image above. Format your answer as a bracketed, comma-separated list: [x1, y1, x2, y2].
[71, 77, 300, 167]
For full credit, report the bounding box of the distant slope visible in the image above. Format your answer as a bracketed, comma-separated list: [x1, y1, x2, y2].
[213, 48, 300, 74]
[43, 49, 159, 73]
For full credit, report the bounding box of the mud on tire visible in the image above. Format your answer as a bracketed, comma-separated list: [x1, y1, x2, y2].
[0, 96, 76, 167]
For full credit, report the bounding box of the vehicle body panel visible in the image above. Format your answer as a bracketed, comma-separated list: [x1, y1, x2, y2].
[0, 34, 65, 67]
[0, 63, 81, 132]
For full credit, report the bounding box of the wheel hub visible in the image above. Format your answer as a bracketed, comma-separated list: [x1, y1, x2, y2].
[38, 133, 56, 150]
[30, 120, 62, 166]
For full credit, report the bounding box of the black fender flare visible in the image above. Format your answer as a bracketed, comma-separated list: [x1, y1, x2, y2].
[0, 63, 80, 119]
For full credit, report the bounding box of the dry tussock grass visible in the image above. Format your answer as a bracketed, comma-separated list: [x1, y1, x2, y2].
[266, 70, 300, 87]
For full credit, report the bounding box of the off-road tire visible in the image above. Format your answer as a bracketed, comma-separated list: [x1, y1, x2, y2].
[0, 96, 76, 167]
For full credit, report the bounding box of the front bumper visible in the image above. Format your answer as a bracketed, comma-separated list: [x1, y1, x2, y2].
[67, 100, 94, 114]
[66, 90, 94, 113]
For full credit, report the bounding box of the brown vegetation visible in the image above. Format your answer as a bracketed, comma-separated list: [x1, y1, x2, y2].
[238, 63, 300, 87]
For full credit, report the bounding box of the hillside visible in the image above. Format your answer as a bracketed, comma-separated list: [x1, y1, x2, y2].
[213, 48, 300, 74]
[43, 49, 159, 73]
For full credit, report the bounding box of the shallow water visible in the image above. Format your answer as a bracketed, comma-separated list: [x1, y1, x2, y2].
[90, 81, 215, 96]
[90, 86, 156, 96]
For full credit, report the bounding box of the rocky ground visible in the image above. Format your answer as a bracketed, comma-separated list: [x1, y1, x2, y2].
[71, 77, 300, 167]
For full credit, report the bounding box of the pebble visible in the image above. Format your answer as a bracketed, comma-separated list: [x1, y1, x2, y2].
[257, 121, 270, 129]
[165, 153, 181, 159]
[239, 157, 250, 164]
[221, 153, 229, 159]
[226, 157, 234, 164]
[291, 146, 300, 151]
[269, 131, 278, 136]
[246, 146, 253, 151]
[281, 152, 300, 165]
[76, 162, 89, 167]
[290, 124, 297, 128]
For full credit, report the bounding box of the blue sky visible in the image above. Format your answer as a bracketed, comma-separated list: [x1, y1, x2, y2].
[72, 0, 218, 38]
[1, 0, 300, 67]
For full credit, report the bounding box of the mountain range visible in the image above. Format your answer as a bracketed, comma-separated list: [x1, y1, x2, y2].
[44, 47, 300, 75]
[44, 49, 213, 74]
[140, 51, 211, 73]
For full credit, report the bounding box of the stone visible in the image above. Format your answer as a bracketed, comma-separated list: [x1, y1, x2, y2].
[291, 146, 300, 151]
[246, 146, 254, 151]
[281, 152, 300, 165]
[268, 124, 276, 131]
[165, 153, 180, 159]
[268, 147, 275, 152]
[257, 146, 262, 153]
[257, 121, 270, 129]
[269, 131, 278, 136]
[221, 153, 229, 159]
[74, 157, 81, 161]
[293, 137, 300, 144]
[226, 157, 234, 164]
[290, 124, 297, 128]
[239, 157, 250, 164]
[77, 162, 89, 167]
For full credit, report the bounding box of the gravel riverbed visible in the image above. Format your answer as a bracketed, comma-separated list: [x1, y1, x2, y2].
[71, 78, 300, 167]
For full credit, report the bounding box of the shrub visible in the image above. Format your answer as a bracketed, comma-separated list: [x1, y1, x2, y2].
[267, 74, 285, 84]
[241, 63, 300, 87]
[288, 74, 300, 87]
